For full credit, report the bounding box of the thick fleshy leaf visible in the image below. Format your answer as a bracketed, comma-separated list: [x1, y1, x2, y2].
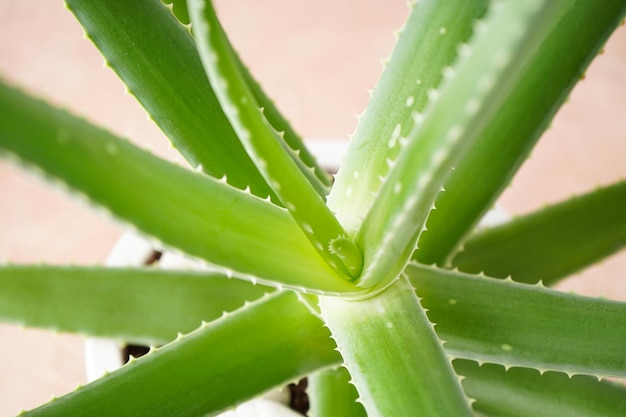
[22, 292, 338, 417]
[319, 278, 473, 417]
[0, 265, 269, 346]
[408, 264, 626, 378]
[308, 367, 366, 417]
[354, 0, 558, 289]
[0, 81, 357, 294]
[451, 181, 626, 285]
[162, 0, 190, 25]
[188, 0, 362, 279]
[239, 63, 333, 191]
[235, 55, 333, 192]
[7, 267, 624, 416]
[328, 0, 489, 236]
[204, 5, 332, 200]
[415, 0, 626, 266]
[456, 360, 626, 417]
[65, 0, 274, 199]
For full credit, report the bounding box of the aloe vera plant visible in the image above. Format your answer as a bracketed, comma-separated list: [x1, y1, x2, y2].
[1, 0, 625, 416]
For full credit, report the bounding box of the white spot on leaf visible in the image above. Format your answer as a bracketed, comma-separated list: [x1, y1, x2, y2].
[105, 143, 118, 155]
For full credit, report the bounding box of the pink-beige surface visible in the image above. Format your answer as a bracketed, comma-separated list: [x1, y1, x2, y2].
[0, 1, 625, 415]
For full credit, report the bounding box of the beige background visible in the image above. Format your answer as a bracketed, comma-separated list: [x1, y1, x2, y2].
[0, 1, 625, 415]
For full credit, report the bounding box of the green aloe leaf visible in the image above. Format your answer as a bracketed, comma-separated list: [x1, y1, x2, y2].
[354, 0, 557, 290]
[7, 261, 626, 381]
[188, 0, 362, 279]
[65, 0, 274, 199]
[162, 0, 190, 25]
[0, 81, 357, 294]
[308, 367, 366, 417]
[22, 292, 338, 417]
[415, 0, 626, 266]
[319, 277, 473, 417]
[451, 181, 626, 285]
[455, 360, 626, 417]
[328, 0, 489, 236]
[163, 0, 332, 192]
[5, 264, 626, 415]
[0, 265, 269, 346]
[236, 57, 333, 193]
[222, 25, 332, 193]
[408, 264, 626, 378]
[239, 63, 333, 191]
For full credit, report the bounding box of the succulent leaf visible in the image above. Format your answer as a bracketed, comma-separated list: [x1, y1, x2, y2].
[21, 292, 338, 417]
[0, 81, 356, 294]
[353, 0, 553, 289]
[65, 0, 276, 199]
[319, 277, 473, 417]
[409, 263, 626, 378]
[161, 0, 190, 25]
[415, 0, 626, 267]
[451, 181, 626, 285]
[308, 367, 366, 417]
[456, 360, 626, 417]
[234, 55, 333, 191]
[188, 0, 362, 279]
[0, 265, 269, 346]
[0, 0, 625, 415]
[328, 0, 489, 235]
